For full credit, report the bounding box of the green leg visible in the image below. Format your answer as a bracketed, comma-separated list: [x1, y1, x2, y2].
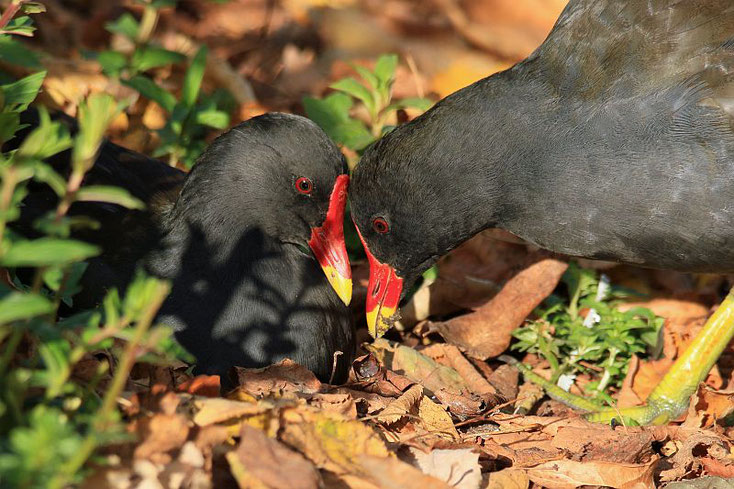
[508, 288, 734, 425]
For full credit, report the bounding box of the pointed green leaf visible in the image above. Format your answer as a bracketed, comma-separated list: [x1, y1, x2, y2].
[122, 75, 176, 112]
[17, 109, 73, 160]
[353, 65, 379, 90]
[76, 185, 145, 210]
[2, 238, 100, 267]
[374, 54, 398, 85]
[97, 50, 128, 77]
[0, 292, 54, 323]
[182, 45, 208, 107]
[330, 77, 376, 115]
[105, 13, 140, 40]
[193, 107, 229, 129]
[1, 71, 46, 109]
[131, 46, 185, 73]
[73, 93, 120, 167]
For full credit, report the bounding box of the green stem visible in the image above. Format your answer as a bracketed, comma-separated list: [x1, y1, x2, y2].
[0, 166, 18, 250]
[48, 281, 169, 489]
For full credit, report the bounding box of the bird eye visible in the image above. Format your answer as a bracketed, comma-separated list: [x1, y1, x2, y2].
[295, 177, 313, 194]
[372, 217, 390, 234]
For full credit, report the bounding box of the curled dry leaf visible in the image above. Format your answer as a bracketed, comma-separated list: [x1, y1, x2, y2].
[420, 344, 497, 396]
[524, 459, 656, 489]
[358, 455, 454, 489]
[683, 385, 734, 429]
[379, 384, 424, 424]
[227, 424, 320, 489]
[428, 257, 568, 360]
[188, 395, 275, 427]
[233, 358, 322, 396]
[405, 447, 482, 489]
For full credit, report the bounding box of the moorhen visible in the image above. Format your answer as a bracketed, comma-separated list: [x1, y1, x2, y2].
[350, 0, 734, 423]
[14, 110, 355, 383]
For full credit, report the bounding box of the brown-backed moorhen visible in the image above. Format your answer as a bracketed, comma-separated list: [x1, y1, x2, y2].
[13, 111, 355, 384]
[350, 0, 734, 423]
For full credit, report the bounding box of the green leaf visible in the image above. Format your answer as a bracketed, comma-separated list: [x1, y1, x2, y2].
[105, 13, 140, 40]
[330, 77, 376, 115]
[374, 54, 398, 86]
[17, 109, 73, 160]
[0, 36, 41, 68]
[182, 45, 207, 107]
[1, 71, 46, 109]
[193, 107, 229, 129]
[0, 292, 54, 323]
[73, 93, 120, 167]
[353, 65, 379, 91]
[97, 50, 128, 77]
[0, 111, 20, 144]
[1, 238, 100, 267]
[131, 46, 185, 73]
[2, 16, 36, 37]
[76, 185, 145, 210]
[386, 97, 434, 113]
[19, 2, 47, 15]
[303, 93, 374, 150]
[150, 0, 178, 7]
[122, 75, 176, 112]
[33, 161, 67, 196]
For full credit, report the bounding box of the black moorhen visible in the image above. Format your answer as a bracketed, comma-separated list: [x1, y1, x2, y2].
[350, 0, 734, 423]
[14, 111, 355, 384]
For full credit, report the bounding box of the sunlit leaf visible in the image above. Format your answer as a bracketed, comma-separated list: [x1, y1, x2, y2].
[1, 238, 100, 267]
[0, 292, 54, 324]
[76, 185, 145, 210]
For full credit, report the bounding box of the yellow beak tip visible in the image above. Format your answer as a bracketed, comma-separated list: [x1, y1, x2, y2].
[366, 307, 395, 339]
[324, 270, 352, 306]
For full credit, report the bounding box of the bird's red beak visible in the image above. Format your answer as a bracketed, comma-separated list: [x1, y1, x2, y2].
[308, 174, 352, 305]
[354, 224, 404, 338]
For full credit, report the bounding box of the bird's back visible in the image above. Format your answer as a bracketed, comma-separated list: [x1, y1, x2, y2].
[495, 0, 734, 271]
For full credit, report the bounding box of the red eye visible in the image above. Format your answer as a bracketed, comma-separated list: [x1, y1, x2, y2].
[295, 177, 313, 194]
[372, 217, 389, 234]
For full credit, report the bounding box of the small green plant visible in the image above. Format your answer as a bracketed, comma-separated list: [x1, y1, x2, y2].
[304, 54, 434, 275]
[512, 263, 663, 400]
[90, 0, 232, 168]
[304, 53, 432, 166]
[0, 6, 187, 488]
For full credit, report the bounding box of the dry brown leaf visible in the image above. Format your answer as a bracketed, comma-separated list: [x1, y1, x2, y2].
[406, 447, 482, 489]
[421, 344, 497, 396]
[279, 406, 390, 474]
[484, 469, 529, 489]
[233, 358, 322, 396]
[417, 395, 461, 441]
[227, 424, 320, 489]
[189, 396, 274, 427]
[429, 257, 568, 359]
[307, 392, 358, 418]
[177, 375, 221, 398]
[367, 339, 471, 395]
[524, 459, 656, 489]
[379, 384, 424, 424]
[358, 455, 454, 489]
[683, 385, 734, 429]
[133, 411, 190, 461]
